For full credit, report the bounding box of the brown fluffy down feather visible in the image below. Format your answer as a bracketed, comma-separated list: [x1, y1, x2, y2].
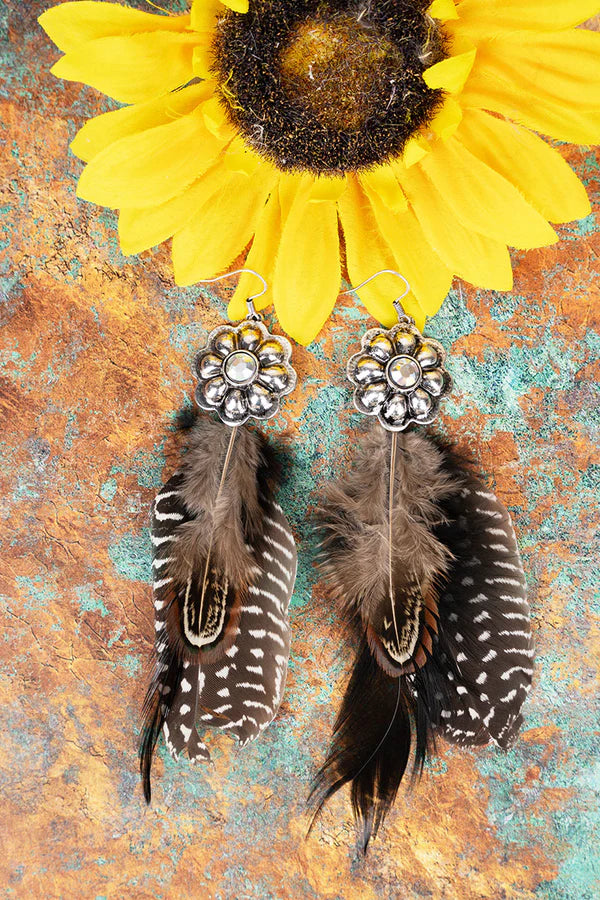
[167, 419, 265, 591]
[316, 430, 462, 642]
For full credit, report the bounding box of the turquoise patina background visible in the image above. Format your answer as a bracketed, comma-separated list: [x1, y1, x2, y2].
[1, 2, 599, 898]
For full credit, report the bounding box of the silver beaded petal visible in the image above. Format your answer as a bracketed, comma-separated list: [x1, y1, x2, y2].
[347, 319, 452, 432]
[194, 320, 296, 426]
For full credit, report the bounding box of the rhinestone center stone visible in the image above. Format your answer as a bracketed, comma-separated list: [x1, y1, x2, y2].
[224, 350, 258, 386]
[386, 355, 421, 391]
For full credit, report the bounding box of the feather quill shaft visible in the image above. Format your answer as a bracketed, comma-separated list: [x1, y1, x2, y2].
[196, 426, 237, 635]
[388, 432, 400, 657]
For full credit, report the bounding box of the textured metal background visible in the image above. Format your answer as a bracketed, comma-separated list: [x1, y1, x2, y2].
[1, 2, 599, 897]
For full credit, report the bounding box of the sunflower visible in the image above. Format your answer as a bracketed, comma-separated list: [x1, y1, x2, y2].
[40, 0, 600, 344]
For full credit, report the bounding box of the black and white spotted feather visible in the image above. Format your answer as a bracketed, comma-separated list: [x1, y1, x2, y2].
[310, 430, 533, 849]
[140, 419, 296, 802]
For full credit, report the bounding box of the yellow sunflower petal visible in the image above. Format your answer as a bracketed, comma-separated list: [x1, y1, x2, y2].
[119, 205, 178, 257]
[191, 0, 249, 32]
[359, 168, 408, 214]
[463, 31, 600, 144]
[274, 185, 340, 345]
[456, 0, 600, 34]
[338, 176, 425, 328]
[77, 109, 227, 209]
[228, 191, 281, 320]
[223, 137, 262, 175]
[201, 96, 231, 139]
[51, 31, 199, 104]
[399, 164, 513, 291]
[476, 31, 600, 110]
[118, 163, 225, 255]
[462, 76, 600, 147]
[457, 110, 591, 224]
[192, 43, 213, 80]
[278, 172, 311, 219]
[430, 97, 463, 141]
[419, 138, 557, 249]
[403, 136, 430, 168]
[190, 0, 221, 32]
[361, 180, 453, 317]
[172, 164, 277, 286]
[222, 0, 249, 12]
[428, 0, 458, 21]
[39, 2, 190, 54]
[71, 81, 214, 163]
[422, 46, 476, 94]
[309, 176, 347, 203]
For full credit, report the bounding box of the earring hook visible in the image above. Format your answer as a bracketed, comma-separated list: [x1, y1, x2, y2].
[199, 268, 267, 320]
[340, 269, 412, 321]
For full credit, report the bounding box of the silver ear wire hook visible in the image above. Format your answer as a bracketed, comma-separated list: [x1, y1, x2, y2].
[199, 268, 267, 321]
[340, 269, 412, 322]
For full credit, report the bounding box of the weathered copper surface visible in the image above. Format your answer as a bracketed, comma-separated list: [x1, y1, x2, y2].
[1, 3, 599, 897]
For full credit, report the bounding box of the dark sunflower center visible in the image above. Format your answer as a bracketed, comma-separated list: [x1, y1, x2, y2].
[279, 17, 403, 133]
[212, 0, 447, 174]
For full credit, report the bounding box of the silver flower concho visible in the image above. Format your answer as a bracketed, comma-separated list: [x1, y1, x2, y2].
[194, 320, 297, 426]
[347, 320, 452, 431]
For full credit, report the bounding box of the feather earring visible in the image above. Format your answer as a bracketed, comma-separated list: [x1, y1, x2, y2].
[140, 270, 298, 802]
[310, 272, 533, 850]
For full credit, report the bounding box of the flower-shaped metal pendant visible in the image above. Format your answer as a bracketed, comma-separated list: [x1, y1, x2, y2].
[194, 320, 297, 426]
[347, 321, 452, 432]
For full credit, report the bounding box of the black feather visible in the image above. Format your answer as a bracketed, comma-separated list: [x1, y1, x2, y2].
[139, 649, 184, 804]
[310, 641, 410, 851]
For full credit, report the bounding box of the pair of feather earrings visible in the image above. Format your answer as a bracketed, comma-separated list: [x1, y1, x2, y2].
[140, 269, 533, 851]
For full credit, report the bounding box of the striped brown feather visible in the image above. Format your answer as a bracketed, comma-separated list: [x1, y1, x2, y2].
[431, 478, 533, 748]
[140, 420, 296, 802]
[311, 430, 533, 849]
